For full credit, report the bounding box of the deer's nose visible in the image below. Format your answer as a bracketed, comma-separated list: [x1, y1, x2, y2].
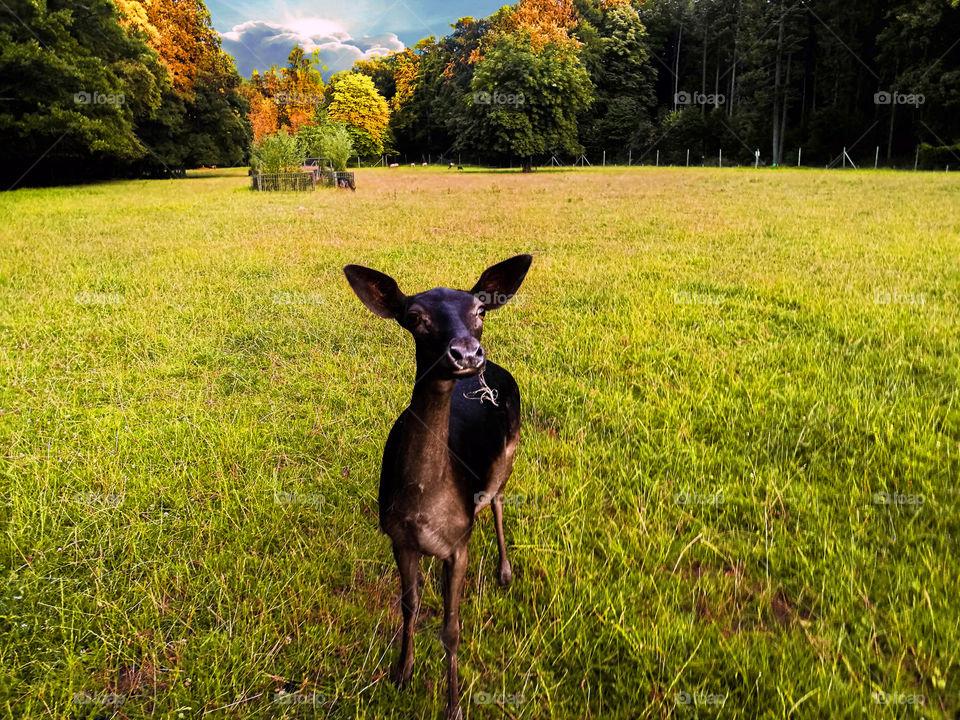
[447, 337, 485, 370]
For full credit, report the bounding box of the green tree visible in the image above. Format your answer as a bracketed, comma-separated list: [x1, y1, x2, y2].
[575, 1, 655, 160]
[0, 0, 165, 185]
[465, 33, 593, 171]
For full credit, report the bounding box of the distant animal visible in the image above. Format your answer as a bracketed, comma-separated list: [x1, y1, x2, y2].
[421, 162, 428, 166]
[458, 165, 463, 171]
[410, 163, 416, 167]
[448, 162, 456, 169]
[389, 163, 399, 168]
[343, 255, 533, 720]
[337, 176, 356, 191]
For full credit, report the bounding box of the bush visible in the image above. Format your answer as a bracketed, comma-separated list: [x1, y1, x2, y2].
[298, 122, 354, 171]
[918, 142, 960, 170]
[253, 130, 304, 174]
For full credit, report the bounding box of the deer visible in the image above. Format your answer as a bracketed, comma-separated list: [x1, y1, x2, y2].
[343, 254, 532, 720]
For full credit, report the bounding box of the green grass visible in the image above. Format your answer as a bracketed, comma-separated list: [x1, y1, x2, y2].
[0, 166, 958, 719]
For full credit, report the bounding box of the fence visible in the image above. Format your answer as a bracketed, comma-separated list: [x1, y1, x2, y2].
[319, 170, 356, 188]
[251, 172, 315, 192]
[369, 145, 958, 172]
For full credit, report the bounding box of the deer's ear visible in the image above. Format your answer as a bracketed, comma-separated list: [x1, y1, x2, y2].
[470, 254, 532, 309]
[343, 265, 407, 320]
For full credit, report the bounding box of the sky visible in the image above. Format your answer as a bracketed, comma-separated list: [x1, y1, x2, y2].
[207, 0, 504, 79]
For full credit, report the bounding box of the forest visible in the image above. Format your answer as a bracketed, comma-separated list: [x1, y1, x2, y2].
[344, 0, 960, 169]
[2, 0, 958, 185]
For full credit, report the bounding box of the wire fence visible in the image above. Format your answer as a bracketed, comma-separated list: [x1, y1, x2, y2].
[364, 145, 959, 172]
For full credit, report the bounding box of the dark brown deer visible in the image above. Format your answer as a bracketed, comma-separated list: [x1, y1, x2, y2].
[343, 255, 532, 720]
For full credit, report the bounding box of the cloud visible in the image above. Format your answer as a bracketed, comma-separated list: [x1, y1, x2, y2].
[220, 19, 404, 79]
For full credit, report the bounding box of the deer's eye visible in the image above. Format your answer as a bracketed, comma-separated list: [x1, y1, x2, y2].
[477, 307, 486, 319]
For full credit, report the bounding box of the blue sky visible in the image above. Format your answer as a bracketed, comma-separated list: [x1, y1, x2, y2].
[207, 0, 504, 78]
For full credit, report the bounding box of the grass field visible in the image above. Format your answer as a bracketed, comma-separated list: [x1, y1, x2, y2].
[1, 166, 958, 719]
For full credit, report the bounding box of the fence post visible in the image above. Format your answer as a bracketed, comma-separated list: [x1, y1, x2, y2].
[656, 150, 659, 167]
[797, 148, 801, 166]
[719, 149, 722, 167]
[755, 150, 760, 168]
[875, 146, 879, 169]
[603, 150, 606, 167]
[686, 149, 690, 167]
[628, 149, 632, 166]
[914, 146, 919, 171]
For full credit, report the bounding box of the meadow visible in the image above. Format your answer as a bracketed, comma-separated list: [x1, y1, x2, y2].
[0, 166, 958, 719]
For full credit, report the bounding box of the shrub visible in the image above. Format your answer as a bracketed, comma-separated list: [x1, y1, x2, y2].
[253, 130, 304, 173]
[918, 142, 960, 170]
[298, 122, 354, 171]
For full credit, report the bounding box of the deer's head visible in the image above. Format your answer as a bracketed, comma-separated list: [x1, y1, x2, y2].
[344, 255, 532, 381]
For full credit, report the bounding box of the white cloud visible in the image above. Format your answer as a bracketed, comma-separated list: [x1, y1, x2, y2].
[220, 19, 404, 79]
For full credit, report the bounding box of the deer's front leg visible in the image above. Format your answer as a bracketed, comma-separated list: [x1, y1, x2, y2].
[391, 545, 421, 687]
[491, 494, 513, 586]
[441, 544, 468, 720]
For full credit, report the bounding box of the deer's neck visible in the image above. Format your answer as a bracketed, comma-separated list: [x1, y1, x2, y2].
[400, 376, 454, 479]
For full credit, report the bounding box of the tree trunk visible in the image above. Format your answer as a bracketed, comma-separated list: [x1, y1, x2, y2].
[522, 157, 533, 173]
[771, 2, 785, 165]
[701, 20, 708, 116]
[778, 52, 792, 163]
[729, 0, 741, 117]
[714, 62, 720, 111]
[674, 22, 683, 112]
[886, 101, 896, 161]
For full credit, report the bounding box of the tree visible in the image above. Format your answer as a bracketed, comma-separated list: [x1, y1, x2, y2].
[326, 72, 391, 157]
[278, 46, 326, 132]
[253, 129, 304, 173]
[575, 1, 656, 159]
[465, 33, 593, 171]
[298, 122, 354, 170]
[0, 0, 166, 185]
[122, 0, 251, 174]
[503, 0, 580, 52]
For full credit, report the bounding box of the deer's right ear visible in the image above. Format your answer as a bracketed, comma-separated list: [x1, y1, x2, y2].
[343, 265, 407, 320]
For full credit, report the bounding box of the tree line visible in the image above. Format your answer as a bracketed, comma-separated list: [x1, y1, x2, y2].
[3, 0, 958, 186]
[347, 0, 959, 169]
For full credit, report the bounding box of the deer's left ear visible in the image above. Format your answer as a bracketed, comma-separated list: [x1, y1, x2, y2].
[470, 254, 532, 309]
[344, 265, 407, 320]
